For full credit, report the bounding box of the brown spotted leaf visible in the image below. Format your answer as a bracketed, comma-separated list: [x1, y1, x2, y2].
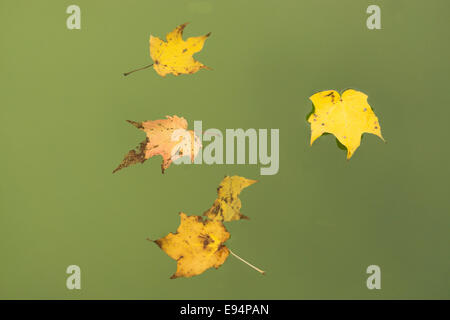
[153, 213, 230, 279]
[113, 115, 201, 174]
[308, 89, 384, 159]
[151, 23, 211, 77]
[203, 176, 258, 222]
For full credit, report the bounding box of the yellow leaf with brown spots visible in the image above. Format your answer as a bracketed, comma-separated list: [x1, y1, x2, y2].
[204, 176, 258, 222]
[113, 115, 201, 174]
[308, 89, 384, 159]
[150, 23, 211, 77]
[153, 213, 230, 279]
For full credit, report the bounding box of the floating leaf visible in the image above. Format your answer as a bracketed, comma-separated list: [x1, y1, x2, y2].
[151, 177, 265, 279]
[308, 89, 384, 159]
[153, 213, 230, 279]
[113, 115, 201, 173]
[204, 176, 258, 222]
[124, 23, 211, 77]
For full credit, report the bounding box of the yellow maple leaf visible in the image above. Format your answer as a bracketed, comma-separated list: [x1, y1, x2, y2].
[153, 213, 230, 279]
[308, 89, 384, 159]
[150, 23, 211, 77]
[113, 115, 201, 174]
[124, 23, 211, 77]
[204, 176, 258, 222]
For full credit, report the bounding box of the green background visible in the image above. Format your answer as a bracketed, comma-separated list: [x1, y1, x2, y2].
[0, 0, 449, 299]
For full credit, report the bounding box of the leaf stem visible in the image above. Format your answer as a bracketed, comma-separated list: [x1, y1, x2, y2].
[229, 248, 265, 275]
[123, 63, 154, 76]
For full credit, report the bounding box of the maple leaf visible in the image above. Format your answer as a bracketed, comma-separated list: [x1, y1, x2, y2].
[308, 89, 384, 159]
[152, 213, 230, 279]
[150, 179, 265, 278]
[203, 176, 258, 222]
[113, 115, 201, 174]
[124, 23, 211, 77]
